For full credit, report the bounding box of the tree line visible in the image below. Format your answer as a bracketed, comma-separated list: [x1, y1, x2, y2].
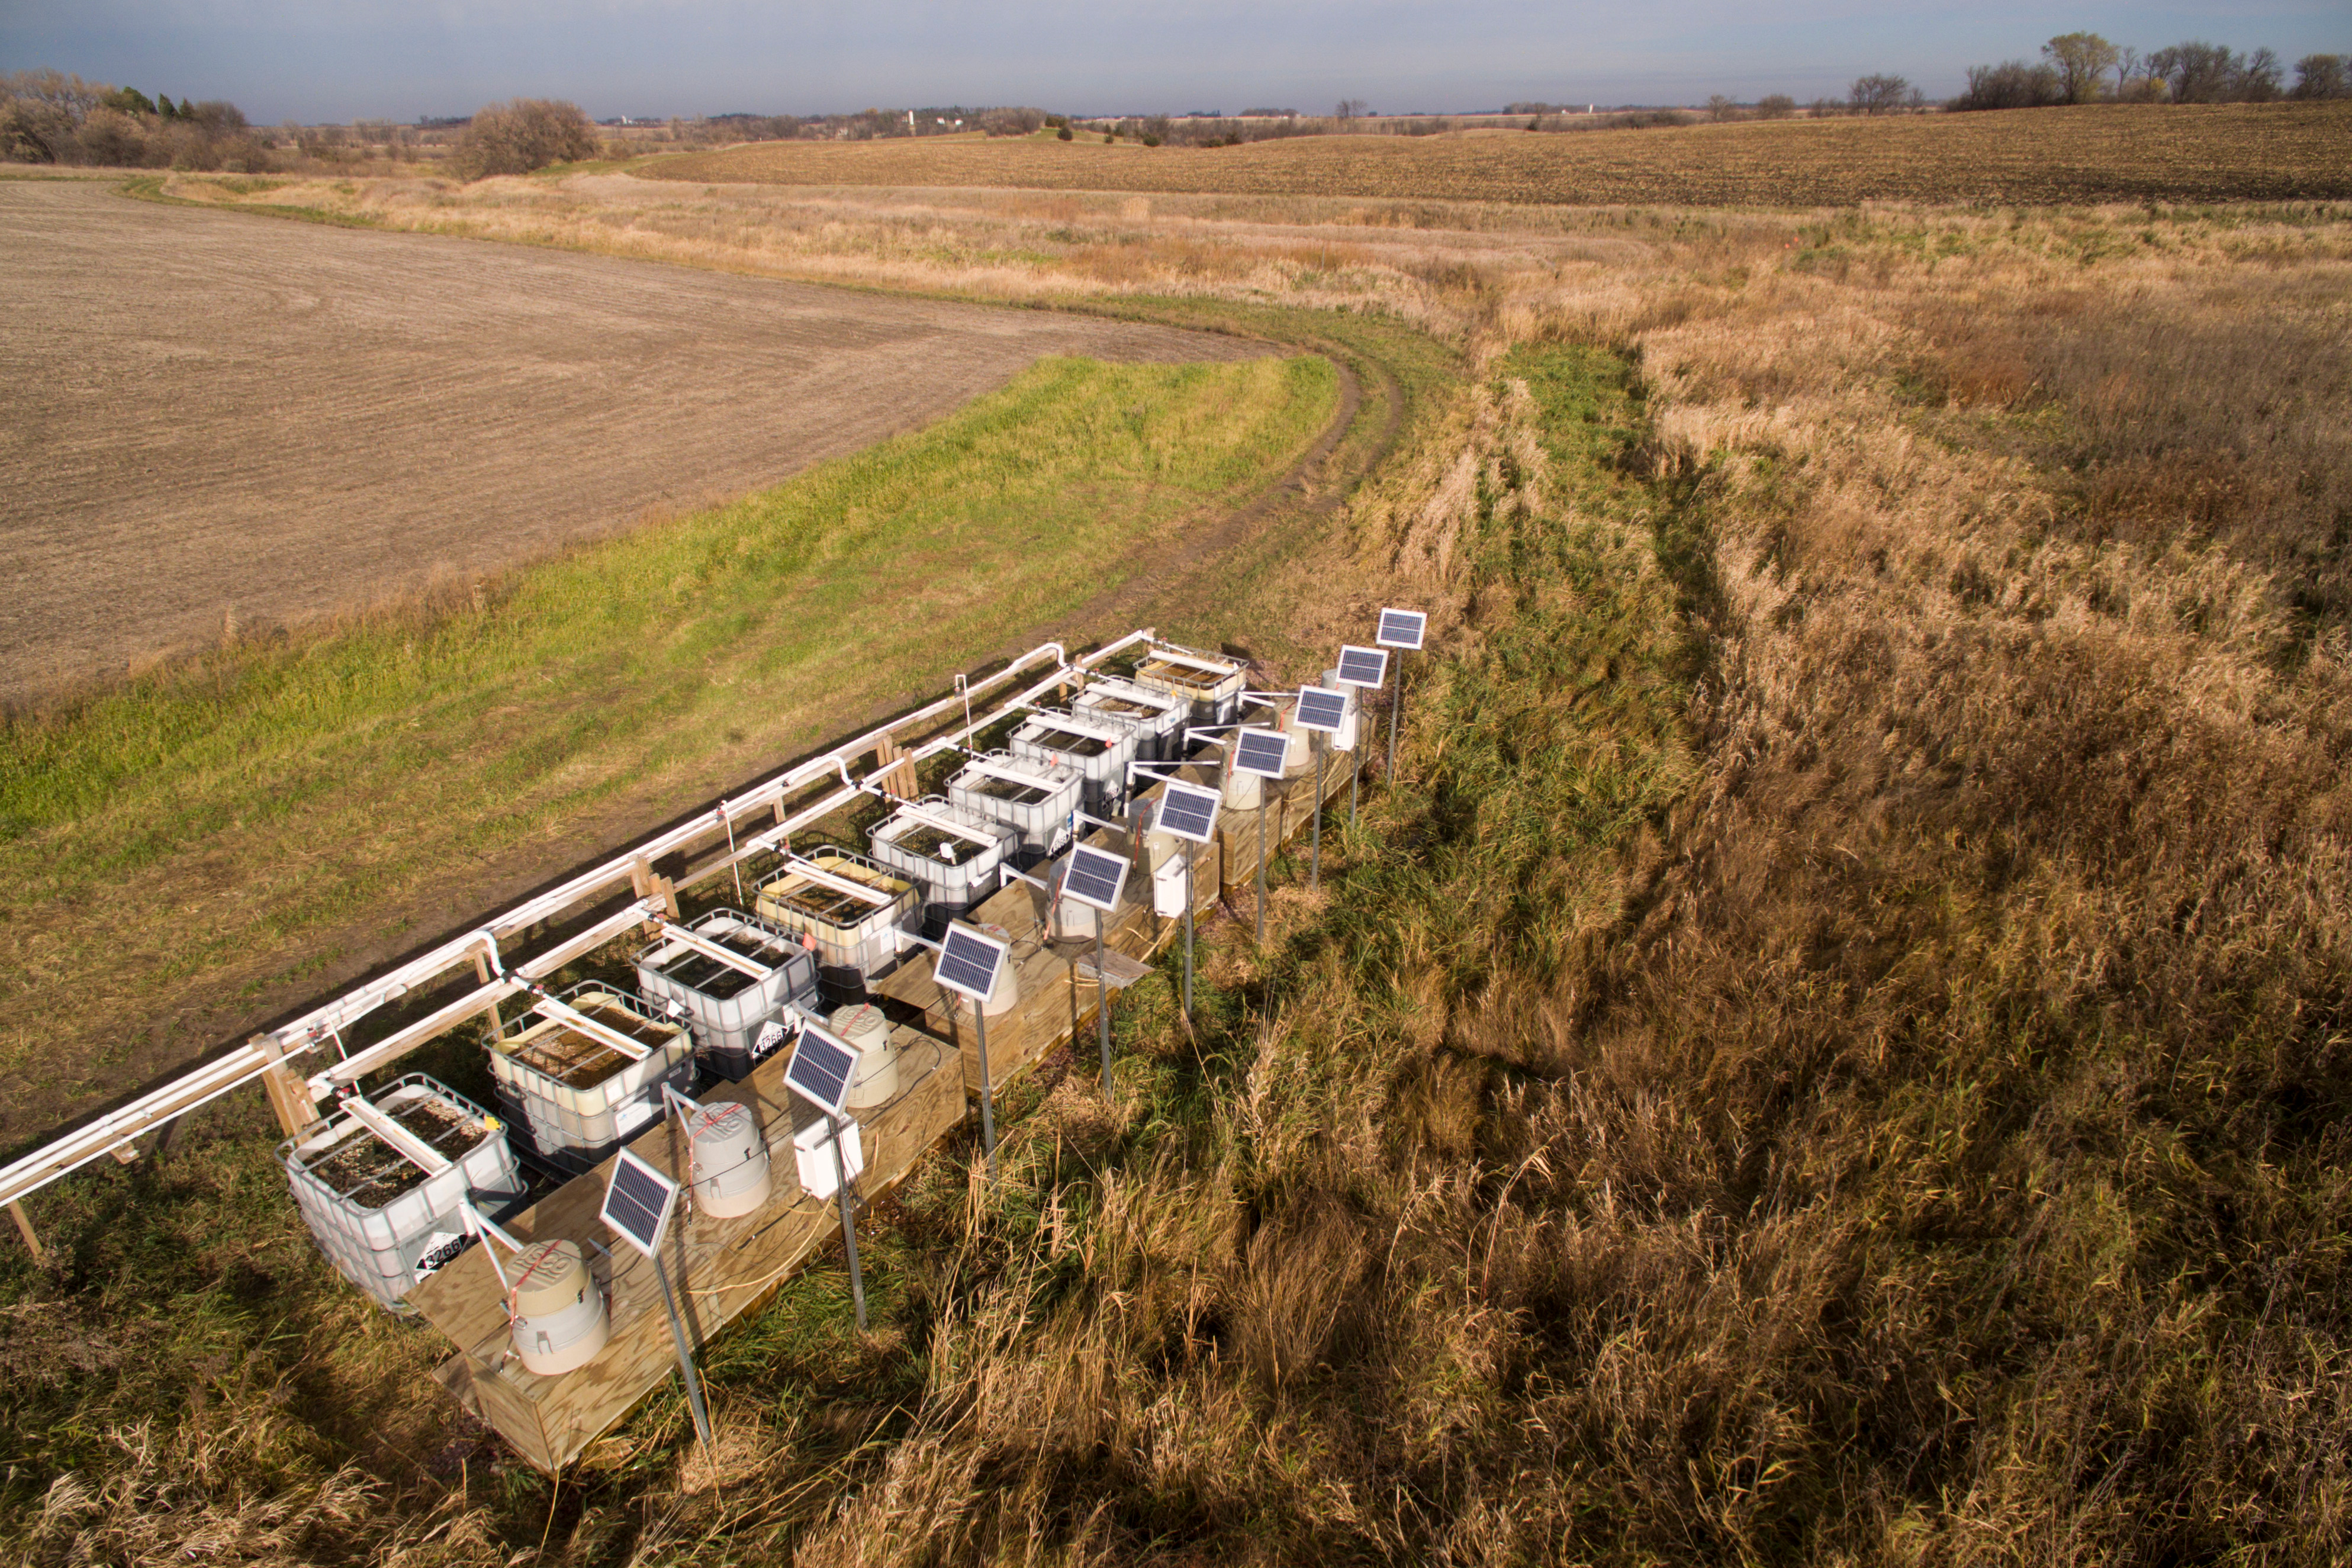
[0, 70, 268, 170]
[1952, 34, 2348, 111]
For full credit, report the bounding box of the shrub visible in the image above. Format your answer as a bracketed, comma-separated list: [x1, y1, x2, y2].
[1056, 125, 1073, 141]
[1951, 60, 2064, 111]
[1755, 94, 1796, 118]
[978, 106, 1045, 137]
[449, 98, 594, 179]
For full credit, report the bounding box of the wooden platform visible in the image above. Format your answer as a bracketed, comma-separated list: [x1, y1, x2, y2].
[404, 740, 1362, 1475]
[406, 1023, 959, 1474]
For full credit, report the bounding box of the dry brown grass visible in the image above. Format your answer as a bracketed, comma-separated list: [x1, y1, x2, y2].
[8, 174, 2352, 1565]
[649, 103, 2352, 207]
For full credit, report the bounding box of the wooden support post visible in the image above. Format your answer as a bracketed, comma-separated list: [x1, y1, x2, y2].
[256, 1033, 318, 1138]
[8, 1202, 41, 1263]
[874, 736, 918, 799]
[629, 857, 671, 933]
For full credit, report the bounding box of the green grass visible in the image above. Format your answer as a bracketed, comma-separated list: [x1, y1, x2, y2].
[0, 352, 1336, 1120]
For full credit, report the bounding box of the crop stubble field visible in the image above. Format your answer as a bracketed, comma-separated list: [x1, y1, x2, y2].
[652, 102, 2352, 206]
[0, 180, 1269, 706]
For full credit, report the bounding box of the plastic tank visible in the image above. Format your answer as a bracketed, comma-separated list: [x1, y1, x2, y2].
[866, 797, 1018, 935]
[1012, 708, 1138, 818]
[633, 909, 817, 1082]
[1073, 678, 1189, 762]
[281, 1075, 527, 1312]
[1134, 646, 1246, 727]
[754, 850, 921, 980]
[946, 752, 1082, 860]
[488, 984, 696, 1176]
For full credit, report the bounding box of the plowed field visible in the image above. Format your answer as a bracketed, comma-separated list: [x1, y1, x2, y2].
[0, 181, 1263, 706]
[648, 102, 2352, 207]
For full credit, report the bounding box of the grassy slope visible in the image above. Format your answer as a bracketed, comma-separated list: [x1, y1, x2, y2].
[0, 352, 1336, 1139]
[646, 102, 2352, 207]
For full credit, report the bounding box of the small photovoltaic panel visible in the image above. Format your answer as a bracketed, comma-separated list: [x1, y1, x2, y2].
[1233, 727, 1291, 779]
[933, 924, 1009, 1003]
[1060, 845, 1130, 914]
[1154, 782, 1221, 843]
[1335, 644, 1389, 688]
[784, 1025, 860, 1116]
[1295, 686, 1350, 733]
[601, 1150, 679, 1259]
[1376, 607, 1427, 651]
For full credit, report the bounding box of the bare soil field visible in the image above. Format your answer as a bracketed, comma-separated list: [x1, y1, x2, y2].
[648, 102, 2352, 207]
[0, 180, 1265, 706]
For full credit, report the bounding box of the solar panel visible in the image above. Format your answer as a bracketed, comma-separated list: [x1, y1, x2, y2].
[600, 1150, 679, 1259]
[784, 1024, 860, 1116]
[933, 924, 1009, 1003]
[1335, 644, 1389, 688]
[1376, 608, 1427, 651]
[1233, 727, 1291, 779]
[1154, 781, 1221, 843]
[1295, 686, 1350, 733]
[1059, 845, 1130, 913]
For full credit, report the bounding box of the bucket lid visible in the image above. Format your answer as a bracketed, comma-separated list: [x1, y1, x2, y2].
[687, 1101, 754, 1144]
[831, 1002, 889, 1045]
[509, 1239, 590, 1317]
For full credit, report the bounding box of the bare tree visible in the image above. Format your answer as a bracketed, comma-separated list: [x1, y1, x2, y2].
[2148, 41, 2241, 104]
[1849, 73, 1912, 115]
[2240, 47, 2285, 102]
[1755, 94, 1796, 120]
[2293, 54, 2348, 100]
[2042, 32, 2119, 104]
[1706, 94, 1737, 121]
[1333, 98, 1370, 120]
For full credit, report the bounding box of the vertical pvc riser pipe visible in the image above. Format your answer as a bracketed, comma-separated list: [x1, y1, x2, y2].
[975, 1006, 997, 1183]
[830, 1115, 867, 1332]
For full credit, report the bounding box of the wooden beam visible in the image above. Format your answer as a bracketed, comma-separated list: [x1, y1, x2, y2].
[256, 1033, 319, 1138]
[8, 1201, 41, 1263]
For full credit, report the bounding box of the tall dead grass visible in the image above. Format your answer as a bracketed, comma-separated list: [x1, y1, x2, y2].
[8, 194, 2351, 1564]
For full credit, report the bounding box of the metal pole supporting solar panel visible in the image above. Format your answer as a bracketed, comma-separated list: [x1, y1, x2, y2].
[1311, 733, 1324, 891]
[829, 1114, 867, 1332]
[1256, 801, 1267, 948]
[1350, 739, 1359, 828]
[651, 1252, 714, 1451]
[1388, 655, 1402, 784]
[1096, 906, 1114, 1089]
[975, 1007, 997, 1183]
[1182, 851, 1194, 1023]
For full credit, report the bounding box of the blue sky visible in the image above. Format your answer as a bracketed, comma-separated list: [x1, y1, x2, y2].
[2, 1, 2343, 124]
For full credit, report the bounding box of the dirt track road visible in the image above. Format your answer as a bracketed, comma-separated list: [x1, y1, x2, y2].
[0, 180, 1261, 706]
